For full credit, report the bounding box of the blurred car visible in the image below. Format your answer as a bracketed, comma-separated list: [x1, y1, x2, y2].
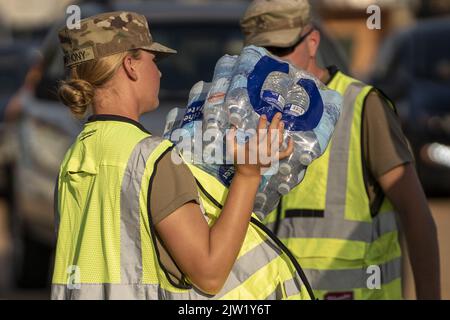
[0, 42, 37, 116]
[371, 18, 450, 196]
[3, 0, 348, 287]
[0, 44, 40, 289]
[0, 41, 37, 198]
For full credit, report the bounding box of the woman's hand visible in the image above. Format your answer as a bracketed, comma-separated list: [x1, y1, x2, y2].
[229, 112, 294, 178]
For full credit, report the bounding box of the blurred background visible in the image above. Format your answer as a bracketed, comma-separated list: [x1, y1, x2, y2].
[0, 0, 449, 299]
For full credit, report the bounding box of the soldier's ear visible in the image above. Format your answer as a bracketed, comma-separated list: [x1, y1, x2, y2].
[123, 54, 138, 81]
[307, 29, 321, 58]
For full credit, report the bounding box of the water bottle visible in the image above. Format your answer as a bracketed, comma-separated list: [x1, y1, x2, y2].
[225, 89, 260, 145]
[164, 107, 187, 140]
[172, 81, 211, 164]
[253, 175, 281, 219]
[182, 81, 211, 126]
[226, 46, 266, 129]
[291, 67, 325, 90]
[294, 131, 322, 166]
[277, 166, 306, 195]
[282, 79, 317, 166]
[203, 55, 237, 161]
[282, 70, 342, 166]
[173, 120, 202, 164]
[189, 81, 211, 105]
[203, 55, 237, 131]
[284, 82, 310, 118]
[294, 89, 341, 166]
[312, 89, 342, 152]
[226, 88, 259, 138]
[261, 71, 291, 113]
[164, 81, 210, 141]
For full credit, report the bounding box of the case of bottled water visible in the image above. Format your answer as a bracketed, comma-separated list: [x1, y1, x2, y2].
[164, 46, 343, 219]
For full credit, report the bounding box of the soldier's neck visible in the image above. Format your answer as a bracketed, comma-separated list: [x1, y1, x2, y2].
[93, 86, 140, 122]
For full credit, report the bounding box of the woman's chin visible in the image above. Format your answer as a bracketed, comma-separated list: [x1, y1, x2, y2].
[145, 101, 160, 113]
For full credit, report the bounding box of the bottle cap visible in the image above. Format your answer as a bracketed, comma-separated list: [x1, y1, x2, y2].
[299, 151, 313, 166]
[254, 210, 265, 220]
[229, 113, 243, 127]
[255, 192, 268, 204]
[279, 163, 292, 175]
[278, 183, 291, 195]
[206, 121, 221, 132]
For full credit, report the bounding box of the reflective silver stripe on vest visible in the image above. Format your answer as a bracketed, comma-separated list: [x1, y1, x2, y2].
[52, 136, 303, 299]
[52, 276, 305, 300]
[271, 211, 398, 242]
[215, 239, 283, 299]
[283, 277, 304, 297]
[269, 82, 399, 242]
[120, 136, 164, 287]
[325, 82, 366, 221]
[303, 257, 401, 291]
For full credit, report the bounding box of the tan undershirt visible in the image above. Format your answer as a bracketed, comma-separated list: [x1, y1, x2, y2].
[150, 151, 200, 225]
[149, 150, 200, 283]
[363, 91, 414, 212]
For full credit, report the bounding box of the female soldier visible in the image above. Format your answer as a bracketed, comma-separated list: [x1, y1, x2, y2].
[51, 11, 312, 300]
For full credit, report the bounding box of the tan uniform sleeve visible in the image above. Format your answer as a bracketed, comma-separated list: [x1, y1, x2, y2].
[363, 91, 415, 179]
[148, 150, 200, 284]
[149, 151, 200, 225]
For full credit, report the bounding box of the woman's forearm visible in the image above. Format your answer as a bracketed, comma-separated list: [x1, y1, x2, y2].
[207, 172, 261, 282]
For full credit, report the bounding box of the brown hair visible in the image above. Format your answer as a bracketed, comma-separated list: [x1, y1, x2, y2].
[58, 50, 141, 118]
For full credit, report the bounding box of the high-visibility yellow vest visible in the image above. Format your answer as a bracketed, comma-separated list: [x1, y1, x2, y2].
[51, 115, 313, 300]
[263, 72, 403, 300]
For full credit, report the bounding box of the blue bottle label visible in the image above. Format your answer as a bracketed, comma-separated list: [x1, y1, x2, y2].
[181, 100, 205, 127]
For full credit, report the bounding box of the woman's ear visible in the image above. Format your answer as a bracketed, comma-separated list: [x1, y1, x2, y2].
[123, 54, 138, 81]
[307, 30, 321, 58]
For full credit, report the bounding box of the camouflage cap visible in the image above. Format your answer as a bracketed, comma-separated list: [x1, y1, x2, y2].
[240, 0, 312, 48]
[58, 11, 176, 67]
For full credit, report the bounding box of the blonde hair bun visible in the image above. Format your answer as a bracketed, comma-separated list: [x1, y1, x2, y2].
[58, 79, 94, 118]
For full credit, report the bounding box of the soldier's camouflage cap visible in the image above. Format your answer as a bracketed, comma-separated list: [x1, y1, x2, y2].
[58, 11, 176, 68]
[241, 0, 312, 48]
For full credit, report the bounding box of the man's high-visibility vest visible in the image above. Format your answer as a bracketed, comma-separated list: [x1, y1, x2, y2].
[51, 115, 313, 300]
[264, 71, 403, 300]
